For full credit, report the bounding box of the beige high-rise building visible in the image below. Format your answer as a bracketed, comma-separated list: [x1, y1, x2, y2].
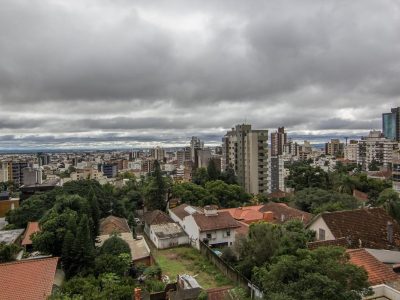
[344, 140, 359, 162]
[222, 124, 269, 195]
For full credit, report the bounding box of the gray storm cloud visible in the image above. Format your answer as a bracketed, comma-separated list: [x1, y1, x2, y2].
[0, 0, 399, 148]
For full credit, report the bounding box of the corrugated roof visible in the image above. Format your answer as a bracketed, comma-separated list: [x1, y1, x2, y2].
[0, 257, 58, 300]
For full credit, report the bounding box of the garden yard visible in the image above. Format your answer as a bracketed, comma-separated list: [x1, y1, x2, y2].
[151, 246, 232, 290]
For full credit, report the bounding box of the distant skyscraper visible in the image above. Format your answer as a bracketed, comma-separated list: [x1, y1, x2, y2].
[222, 124, 269, 195]
[383, 107, 400, 141]
[325, 139, 344, 156]
[190, 136, 204, 165]
[271, 127, 287, 156]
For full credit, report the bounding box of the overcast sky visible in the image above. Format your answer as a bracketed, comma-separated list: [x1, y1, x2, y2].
[1, 0, 399, 149]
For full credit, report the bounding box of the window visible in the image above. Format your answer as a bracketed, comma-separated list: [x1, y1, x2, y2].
[319, 228, 326, 241]
[207, 233, 212, 239]
[226, 230, 231, 237]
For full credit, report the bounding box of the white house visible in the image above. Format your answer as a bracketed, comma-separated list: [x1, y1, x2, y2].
[143, 210, 188, 249]
[169, 204, 240, 249]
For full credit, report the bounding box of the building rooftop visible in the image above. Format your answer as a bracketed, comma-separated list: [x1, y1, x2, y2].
[99, 215, 131, 235]
[259, 202, 312, 224]
[348, 248, 399, 285]
[219, 205, 265, 224]
[152, 223, 187, 239]
[193, 211, 240, 232]
[0, 257, 59, 300]
[143, 210, 173, 225]
[310, 208, 400, 249]
[21, 222, 40, 246]
[0, 228, 25, 244]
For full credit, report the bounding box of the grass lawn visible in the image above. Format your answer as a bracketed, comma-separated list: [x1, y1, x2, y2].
[152, 246, 232, 289]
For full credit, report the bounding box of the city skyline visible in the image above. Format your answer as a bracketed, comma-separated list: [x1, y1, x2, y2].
[1, 1, 400, 149]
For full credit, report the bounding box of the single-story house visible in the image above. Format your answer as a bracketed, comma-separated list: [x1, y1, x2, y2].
[143, 210, 188, 249]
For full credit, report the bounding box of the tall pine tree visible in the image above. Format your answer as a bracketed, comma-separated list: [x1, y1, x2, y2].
[61, 230, 75, 278]
[144, 160, 167, 211]
[71, 215, 95, 276]
[88, 190, 100, 238]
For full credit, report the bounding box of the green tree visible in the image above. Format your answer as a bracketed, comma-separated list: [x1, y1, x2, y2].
[220, 166, 238, 184]
[172, 182, 211, 206]
[100, 235, 131, 257]
[144, 160, 167, 211]
[286, 162, 330, 191]
[293, 188, 358, 214]
[62, 230, 75, 278]
[253, 247, 372, 300]
[205, 180, 251, 207]
[70, 215, 95, 275]
[94, 253, 131, 276]
[0, 242, 21, 263]
[207, 159, 221, 181]
[192, 167, 209, 186]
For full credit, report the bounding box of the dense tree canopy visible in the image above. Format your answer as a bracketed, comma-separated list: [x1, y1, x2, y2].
[293, 188, 359, 214]
[253, 247, 372, 300]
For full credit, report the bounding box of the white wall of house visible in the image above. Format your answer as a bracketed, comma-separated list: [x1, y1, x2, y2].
[199, 228, 236, 248]
[168, 210, 184, 227]
[152, 234, 189, 249]
[307, 216, 335, 241]
[182, 215, 201, 249]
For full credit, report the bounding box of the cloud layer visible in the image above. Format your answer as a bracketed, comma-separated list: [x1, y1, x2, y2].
[0, 0, 399, 149]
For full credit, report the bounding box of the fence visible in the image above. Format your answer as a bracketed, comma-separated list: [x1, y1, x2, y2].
[199, 241, 263, 299]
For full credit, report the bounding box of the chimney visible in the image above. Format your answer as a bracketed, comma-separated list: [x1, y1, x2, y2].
[387, 221, 394, 244]
[263, 211, 274, 222]
[204, 205, 218, 216]
[134, 288, 141, 300]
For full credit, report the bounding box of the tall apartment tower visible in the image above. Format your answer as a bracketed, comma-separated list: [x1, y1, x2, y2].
[150, 146, 166, 162]
[222, 124, 269, 195]
[190, 136, 204, 165]
[271, 127, 287, 156]
[383, 107, 400, 141]
[325, 139, 344, 156]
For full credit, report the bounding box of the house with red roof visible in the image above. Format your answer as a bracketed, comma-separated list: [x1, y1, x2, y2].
[307, 208, 400, 250]
[0, 257, 60, 300]
[21, 221, 40, 250]
[169, 204, 240, 249]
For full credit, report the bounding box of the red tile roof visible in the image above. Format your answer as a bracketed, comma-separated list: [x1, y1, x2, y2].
[235, 221, 250, 236]
[143, 210, 173, 225]
[0, 257, 59, 300]
[348, 248, 399, 285]
[193, 211, 240, 232]
[315, 208, 400, 249]
[21, 222, 40, 246]
[99, 216, 131, 235]
[353, 189, 368, 202]
[307, 237, 349, 250]
[219, 205, 264, 224]
[260, 202, 312, 224]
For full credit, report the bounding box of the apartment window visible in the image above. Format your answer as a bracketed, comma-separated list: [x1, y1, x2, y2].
[319, 228, 326, 241]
